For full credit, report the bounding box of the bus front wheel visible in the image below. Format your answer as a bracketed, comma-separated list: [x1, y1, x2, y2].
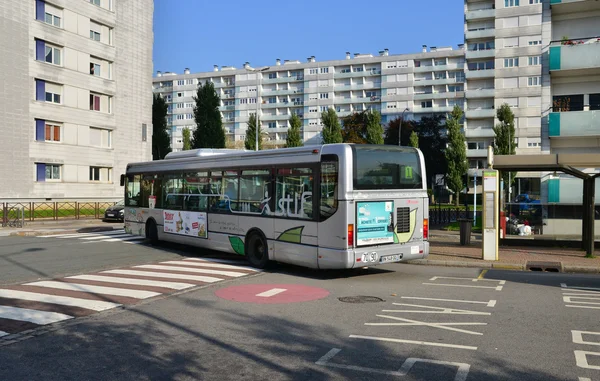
[145, 219, 159, 246]
[246, 231, 269, 269]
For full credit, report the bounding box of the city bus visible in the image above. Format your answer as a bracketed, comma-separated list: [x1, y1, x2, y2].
[121, 144, 429, 269]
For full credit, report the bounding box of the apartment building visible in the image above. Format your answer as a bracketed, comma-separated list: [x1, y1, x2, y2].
[152, 47, 466, 151]
[0, 0, 153, 200]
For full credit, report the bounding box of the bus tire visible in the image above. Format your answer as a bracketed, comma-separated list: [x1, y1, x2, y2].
[146, 219, 159, 246]
[245, 231, 269, 269]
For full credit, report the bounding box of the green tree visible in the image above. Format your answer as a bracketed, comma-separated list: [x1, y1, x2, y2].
[245, 113, 263, 151]
[286, 114, 303, 148]
[182, 127, 192, 150]
[384, 116, 413, 146]
[192, 81, 225, 149]
[151, 94, 171, 160]
[321, 108, 343, 144]
[409, 131, 419, 148]
[493, 103, 517, 200]
[341, 111, 368, 144]
[365, 110, 384, 144]
[414, 115, 447, 186]
[444, 106, 467, 206]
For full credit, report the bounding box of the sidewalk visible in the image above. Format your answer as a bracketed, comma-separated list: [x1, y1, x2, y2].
[0, 219, 121, 237]
[414, 229, 600, 274]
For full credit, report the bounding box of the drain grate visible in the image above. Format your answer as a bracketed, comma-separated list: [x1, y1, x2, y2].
[338, 296, 385, 303]
[526, 261, 562, 273]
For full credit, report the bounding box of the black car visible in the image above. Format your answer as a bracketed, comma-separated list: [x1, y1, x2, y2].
[103, 201, 125, 222]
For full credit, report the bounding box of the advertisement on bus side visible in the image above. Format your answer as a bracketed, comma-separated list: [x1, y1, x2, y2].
[356, 201, 395, 246]
[163, 210, 207, 239]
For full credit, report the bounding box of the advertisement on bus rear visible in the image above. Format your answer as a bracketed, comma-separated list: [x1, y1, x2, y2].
[163, 210, 207, 239]
[356, 201, 395, 246]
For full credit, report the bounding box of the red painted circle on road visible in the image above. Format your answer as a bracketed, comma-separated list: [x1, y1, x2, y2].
[215, 284, 330, 304]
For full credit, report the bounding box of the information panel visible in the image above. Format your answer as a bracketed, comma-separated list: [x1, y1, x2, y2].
[164, 210, 207, 238]
[356, 201, 395, 246]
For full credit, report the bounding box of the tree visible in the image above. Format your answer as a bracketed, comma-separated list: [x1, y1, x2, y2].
[445, 106, 467, 206]
[365, 110, 384, 144]
[384, 116, 413, 146]
[152, 94, 171, 160]
[245, 113, 263, 151]
[182, 127, 192, 150]
[493, 103, 517, 201]
[192, 81, 226, 149]
[412, 115, 447, 189]
[286, 114, 303, 148]
[409, 131, 419, 148]
[321, 108, 343, 144]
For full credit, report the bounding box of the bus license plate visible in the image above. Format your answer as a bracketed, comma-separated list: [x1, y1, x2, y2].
[362, 252, 378, 263]
[380, 254, 402, 263]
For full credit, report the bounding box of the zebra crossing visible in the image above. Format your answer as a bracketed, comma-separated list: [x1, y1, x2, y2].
[38, 229, 145, 244]
[0, 257, 259, 340]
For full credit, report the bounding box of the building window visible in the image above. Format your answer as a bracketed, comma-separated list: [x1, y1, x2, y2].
[528, 40, 542, 46]
[38, 164, 61, 181]
[44, 10, 61, 27]
[528, 56, 541, 66]
[44, 44, 61, 66]
[319, 93, 329, 99]
[90, 63, 101, 76]
[528, 76, 541, 86]
[268, 122, 276, 128]
[176, 114, 184, 120]
[36, 80, 62, 104]
[353, 67, 364, 73]
[504, 58, 519, 68]
[505, 0, 519, 7]
[309, 69, 318, 75]
[590, 94, 600, 111]
[421, 101, 432, 108]
[90, 0, 100, 6]
[90, 127, 112, 148]
[90, 94, 101, 111]
[320, 67, 329, 74]
[529, 0, 540, 3]
[45, 123, 61, 142]
[90, 30, 100, 41]
[268, 73, 277, 79]
[90, 167, 101, 181]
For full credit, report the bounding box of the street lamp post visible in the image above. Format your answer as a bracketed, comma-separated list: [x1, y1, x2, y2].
[245, 65, 270, 151]
[398, 108, 409, 146]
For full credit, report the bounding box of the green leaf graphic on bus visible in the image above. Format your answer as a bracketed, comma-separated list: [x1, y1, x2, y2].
[276, 226, 304, 244]
[228, 236, 245, 256]
[395, 209, 417, 244]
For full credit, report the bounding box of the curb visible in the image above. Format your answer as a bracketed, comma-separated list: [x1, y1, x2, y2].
[10, 226, 118, 237]
[406, 259, 600, 274]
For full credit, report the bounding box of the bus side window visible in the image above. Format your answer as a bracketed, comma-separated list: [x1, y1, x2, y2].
[276, 167, 314, 220]
[320, 157, 339, 221]
[126, 175, 141, 206]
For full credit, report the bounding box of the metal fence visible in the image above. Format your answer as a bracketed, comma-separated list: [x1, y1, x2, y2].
[1, 201, 118, 226]
[429, 208, 482, 226]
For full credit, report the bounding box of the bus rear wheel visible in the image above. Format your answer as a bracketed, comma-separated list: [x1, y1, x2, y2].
[145, 219, 159, 246]
[246, 232, 269, 269]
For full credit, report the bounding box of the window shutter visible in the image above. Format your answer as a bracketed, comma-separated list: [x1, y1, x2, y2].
[35, 40, 45, 61]
[35, 119, 45, 141]
[36, 163, 46, 182]
[35, 0, 45, 21]
[36, 80, 45, 101]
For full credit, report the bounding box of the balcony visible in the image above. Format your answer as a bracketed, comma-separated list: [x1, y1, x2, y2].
[549, 110, 600, 138]
[334, 71, 368, 78]
[551, 0, 600, 14]
[466, 88, 495, 99]
[466, 108, 495, 118]
[549, 40, 600, 75]
[465, 8, 495, 21]
[413, 106, 454, 114]
[219, 105, 235, 111]
[465, 69, 495, 79]
[466, 28, 495, 40]
[465, 127, 495, 138]
[467, 149, 488, 158]
[466, 49, 495, 60]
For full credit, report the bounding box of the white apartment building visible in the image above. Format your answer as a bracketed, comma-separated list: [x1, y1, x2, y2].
[0, 0, 153, 200]
[152, 47, 466, 151]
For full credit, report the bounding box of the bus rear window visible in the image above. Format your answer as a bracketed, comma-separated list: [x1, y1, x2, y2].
[352, 145, 423, 190]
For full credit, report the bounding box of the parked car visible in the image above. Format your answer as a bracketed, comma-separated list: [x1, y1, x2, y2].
[103, 201, 125, 222]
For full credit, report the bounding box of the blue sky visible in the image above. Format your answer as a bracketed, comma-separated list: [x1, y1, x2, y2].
[153, 0, 464, 75]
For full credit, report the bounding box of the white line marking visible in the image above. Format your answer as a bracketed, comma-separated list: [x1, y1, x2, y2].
[579, 378, 592, 381]
[385, 303, 491, 315]
[562, 284, 600, 292]
[572, 330, 600, 346]
[185, 257, 251, 265]
[0, 306, 73, 325]
[256, 288, 287, 298]
[368, 315, 484, 335]
[429, 276, 505, 284]
[575, 350, 600, 370]
[101, 269, 223, 283]
[163, 260, 258, 271]
[567, 305, 600, 310]
[80, 234, 132, 240]
[66, 275, 195, 290]
[0, 289, 120, 311]
[423, 283, 503, 291]
[24, 281, 161, 299]
[563, 291, 600, 296]
[401, 296, 497, 307]
[101, 236, 146, 243]
[564, 297, 600, 305]
[350, 334, 477, 350]
[40, 230, 126, 239]
[0, 330, 9, 337]
[315, 348, 470, 380]
[367, 322, 488, 327]
[134, 264, 246, 277]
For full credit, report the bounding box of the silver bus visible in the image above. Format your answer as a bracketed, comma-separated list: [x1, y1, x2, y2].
[122, 144, 429, 269]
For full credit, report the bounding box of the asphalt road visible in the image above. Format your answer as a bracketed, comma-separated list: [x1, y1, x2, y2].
[1, 233, 600, 381]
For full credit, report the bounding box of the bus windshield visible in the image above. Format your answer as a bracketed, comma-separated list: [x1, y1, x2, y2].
[352, 145, 423, 190]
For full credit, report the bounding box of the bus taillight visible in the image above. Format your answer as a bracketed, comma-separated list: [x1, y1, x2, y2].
[423, 218, 429, 240]
[348, 224, 354, 248]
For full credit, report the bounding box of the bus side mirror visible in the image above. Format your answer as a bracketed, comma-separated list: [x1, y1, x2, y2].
[120, 174, 125, 187]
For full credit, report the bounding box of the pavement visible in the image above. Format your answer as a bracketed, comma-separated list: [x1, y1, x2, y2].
[1, 219, 599, 274]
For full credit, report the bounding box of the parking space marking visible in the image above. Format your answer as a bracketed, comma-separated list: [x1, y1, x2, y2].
[349, 335, 478, 350]
[366, 315, 485, 335]
[423, 283, 504, 291]
[384, 303, 491, 316]
[429, 276, 506, 284]
[562, 284, 600, 292]
[477, 269, 488, 279]
[572, 331, 600, 347]
[575, 351, 600, 370]
[401, 296, 497, 307]
[315, 348, 470, 381]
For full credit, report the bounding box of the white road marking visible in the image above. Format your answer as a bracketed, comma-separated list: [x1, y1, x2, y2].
[401, 296, 497, 307]
[256, 288, 287, 297]
[24, 281, 160, 299]
[163, 260, 258, 271]
[575, 350, 600, 370]
[315, 348, 470, 380]
[101, 269, 223, 283]
[66, 275, 195, 290]
[0, 306, 73, 325]
[0, 289, 120, 311]
[350, 334, 477, 350]
[39, 230, 126, 238]
[567, 305, 600, 310]
[80, 234, 132, 240]
[384, 303, 491, 316]
[101, 236, 146, 243]
[185, 257, 251, 265]
[429, 276, 505, 284]
[134, 264, 246, 277]
[423, 283, 504, 291]
[561, 284, 600, 292]
[563, 297, 600, 305]
[579, 378, 592, 381]
[572, 330, 600, 346]
[0, 330, 9, 337]
[368, 314, 484, 335]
